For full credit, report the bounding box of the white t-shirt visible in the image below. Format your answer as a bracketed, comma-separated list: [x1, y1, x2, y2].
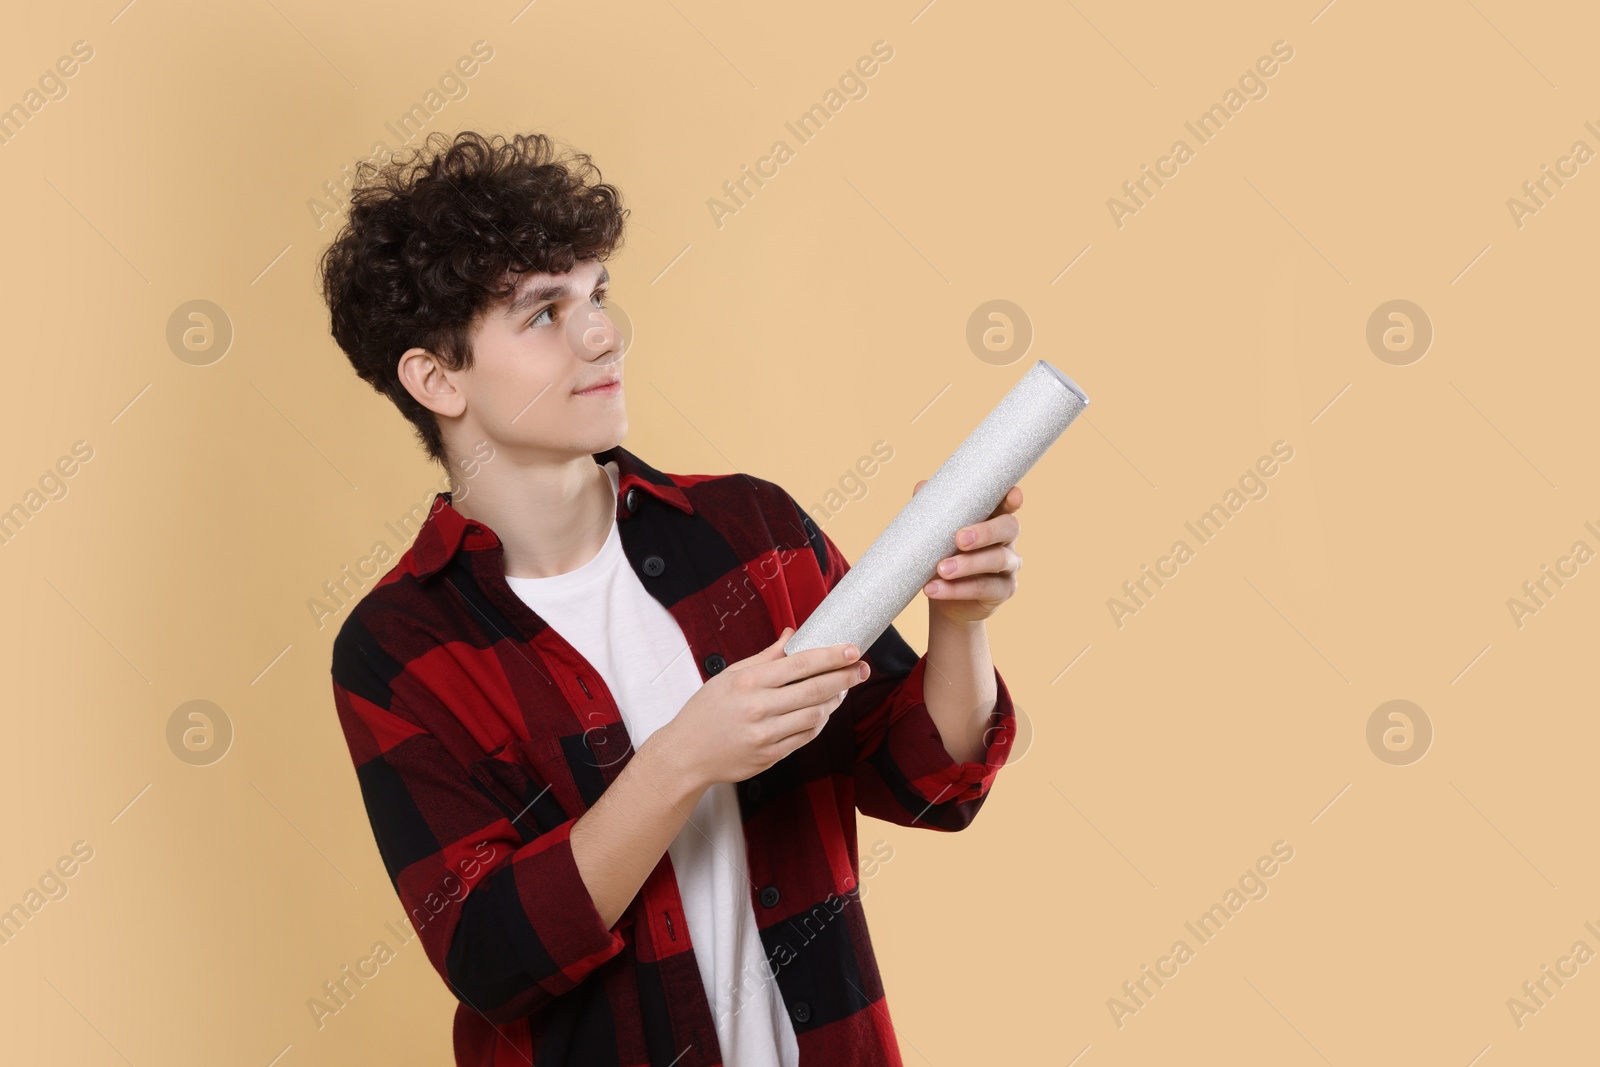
[505, 460, 800, 1067]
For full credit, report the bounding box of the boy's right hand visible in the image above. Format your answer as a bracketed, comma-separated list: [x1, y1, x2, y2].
[650, 627, 870, 790]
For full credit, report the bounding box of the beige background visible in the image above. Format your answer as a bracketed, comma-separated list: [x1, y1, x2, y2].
[1, 0, 1595, 1063]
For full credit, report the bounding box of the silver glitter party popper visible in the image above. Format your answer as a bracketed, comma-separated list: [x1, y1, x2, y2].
[784, 359, 1089, 657]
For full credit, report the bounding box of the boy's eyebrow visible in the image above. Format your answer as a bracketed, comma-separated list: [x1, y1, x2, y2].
[504, 265, 610, 317]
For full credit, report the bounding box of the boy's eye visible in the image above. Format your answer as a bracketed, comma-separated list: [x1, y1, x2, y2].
[530, 291, 605, 328]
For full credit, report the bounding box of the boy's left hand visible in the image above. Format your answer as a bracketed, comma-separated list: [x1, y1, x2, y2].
[915, 479, 1023, 626]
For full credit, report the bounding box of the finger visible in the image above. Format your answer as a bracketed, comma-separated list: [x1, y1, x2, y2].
[761, 641, 862, 689]
[764, 658, 867, 716]
[932, 544, 1016, 582]
[789, 659, 869, 710]
[955, 512, 1021, 551]
[766, 687, 851, 750]
[774, 643, 864, 684]
[924, 573, 1016, 601]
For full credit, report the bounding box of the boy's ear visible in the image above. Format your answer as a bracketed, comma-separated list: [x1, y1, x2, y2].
[398, 346, 468, 418]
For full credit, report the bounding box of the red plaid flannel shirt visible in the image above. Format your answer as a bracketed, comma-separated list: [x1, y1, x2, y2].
[329, 444, 1018, 1065]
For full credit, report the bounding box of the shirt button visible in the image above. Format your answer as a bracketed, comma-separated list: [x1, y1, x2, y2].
[703, 653, 726, 675]
[791, 1000, 811, 1024]
[624, 487, 639, 513]
[642, 554, 665, 576]
[759, 885, 780, 908]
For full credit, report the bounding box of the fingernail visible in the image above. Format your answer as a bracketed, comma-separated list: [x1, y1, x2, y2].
[858, 662, 870, 680]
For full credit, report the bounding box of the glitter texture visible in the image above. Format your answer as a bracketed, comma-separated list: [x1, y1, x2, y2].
[785, 359, 1089, 656]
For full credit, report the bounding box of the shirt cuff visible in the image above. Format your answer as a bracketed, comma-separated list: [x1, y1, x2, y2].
[879, 655, 1018, 806]
[506, 818, 628, 997]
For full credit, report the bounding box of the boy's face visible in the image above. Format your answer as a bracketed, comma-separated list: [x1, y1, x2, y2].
[406, 257, 626, 465]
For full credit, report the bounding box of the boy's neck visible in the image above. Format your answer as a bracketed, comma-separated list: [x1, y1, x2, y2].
[450, 451, 616, 579]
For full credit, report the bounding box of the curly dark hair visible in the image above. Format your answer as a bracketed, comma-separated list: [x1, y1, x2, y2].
[318, 130, 629, 467]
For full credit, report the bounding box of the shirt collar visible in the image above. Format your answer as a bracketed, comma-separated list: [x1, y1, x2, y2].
[410, 443, 694, 581]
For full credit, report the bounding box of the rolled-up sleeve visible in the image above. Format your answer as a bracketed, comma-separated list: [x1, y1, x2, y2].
[775, 487, 1018, 832]
[852, 652, 1016, 830]
[442, 816, 626, 1021]
[331, 618, 626, 1024]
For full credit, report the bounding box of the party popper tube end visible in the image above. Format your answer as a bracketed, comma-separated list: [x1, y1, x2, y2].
[783, 360, 1091, 657]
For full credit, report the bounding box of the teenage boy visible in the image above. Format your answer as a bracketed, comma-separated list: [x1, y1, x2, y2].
[320, 130, 1024, 1067]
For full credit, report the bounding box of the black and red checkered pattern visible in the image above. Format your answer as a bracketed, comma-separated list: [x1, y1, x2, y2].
[329, 443, 1017, 1066]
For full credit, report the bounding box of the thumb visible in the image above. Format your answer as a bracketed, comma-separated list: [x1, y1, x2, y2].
[730, 626, 795, 672]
